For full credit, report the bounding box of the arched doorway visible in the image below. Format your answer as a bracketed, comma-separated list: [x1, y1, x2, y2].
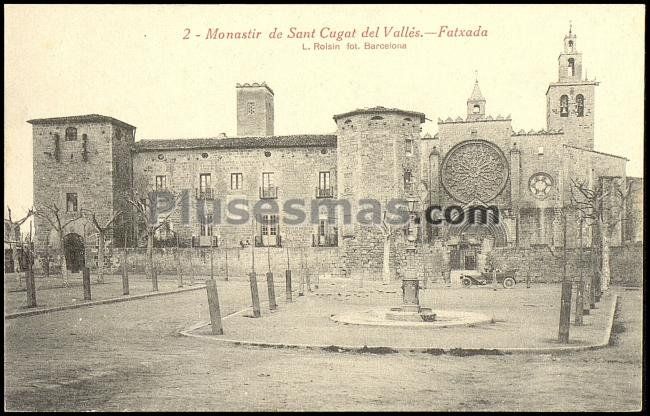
[446, 223, 508, 271]
[63, 233, 85, 273]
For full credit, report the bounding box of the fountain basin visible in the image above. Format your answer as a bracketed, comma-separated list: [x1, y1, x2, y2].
[331, 308, 492, 328]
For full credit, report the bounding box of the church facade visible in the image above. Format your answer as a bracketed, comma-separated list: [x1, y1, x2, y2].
[29, 29, 642, 279]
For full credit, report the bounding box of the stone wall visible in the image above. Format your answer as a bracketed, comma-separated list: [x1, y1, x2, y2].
[490, 243, 643, 286]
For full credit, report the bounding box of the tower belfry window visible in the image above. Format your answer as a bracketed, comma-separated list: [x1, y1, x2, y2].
[560, 95, 569, 117]
[567, 58, 575, 77]
[472, 105, 481, 114]
[576, 94, 584, 117]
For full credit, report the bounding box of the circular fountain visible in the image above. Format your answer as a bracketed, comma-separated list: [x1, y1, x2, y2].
[330, 277, 492, 328]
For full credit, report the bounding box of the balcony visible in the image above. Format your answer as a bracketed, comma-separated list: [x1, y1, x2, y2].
[192, 235, 219, 247]
[255, 235, 282, 247]
[315, 186, 334, 198]
[259, 186, 278, 199]
[312, 233, 338, 247]
[195, 188, 215, 200]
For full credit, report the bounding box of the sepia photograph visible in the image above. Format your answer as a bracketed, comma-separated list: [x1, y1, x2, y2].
[4, 4, 644, 412]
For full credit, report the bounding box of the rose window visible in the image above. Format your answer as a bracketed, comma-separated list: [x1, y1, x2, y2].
[528, 173, 554, 199]
[441, 140, 509, 203]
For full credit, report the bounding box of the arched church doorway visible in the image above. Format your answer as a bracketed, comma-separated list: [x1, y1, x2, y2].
[447, 223, 507, 271]
[63, 233, 85, 273]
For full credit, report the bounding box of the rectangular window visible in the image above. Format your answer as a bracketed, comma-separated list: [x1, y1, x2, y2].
[404, 170, 413, 192]
[538, 147, 544, 155]
[155, 175, 166, 191]
[405, 138, 414, 156]
[247, 102, 255, 115]
[199, 173, 211, 192]
[262, 172, 274, 189]
[231, 173, 243, 190]
[319, 171, 330, 190]
[66, 193, 78, 212]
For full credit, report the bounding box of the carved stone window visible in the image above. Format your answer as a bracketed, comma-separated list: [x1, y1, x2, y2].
[440, 140, 509, 203]
[528, 172, 554, 199]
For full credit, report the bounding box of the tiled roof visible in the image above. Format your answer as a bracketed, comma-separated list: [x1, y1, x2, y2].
[27, 114, 136, 129]
[333, 106, 426, 123]
[563, 144, 629, 161]
[134, 134, 337, 152]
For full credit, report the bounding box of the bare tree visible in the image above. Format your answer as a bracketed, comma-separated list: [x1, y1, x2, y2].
[122, 182, 188, 291]
[34, 203, 83, 285]
[4, 207, 34, 286]
[81, 209, 123, 283]
[570, 177, 632, 291]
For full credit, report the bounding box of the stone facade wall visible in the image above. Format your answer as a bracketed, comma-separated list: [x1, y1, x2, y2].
[132, 142, 337, 249]
[490, 243, 643, 286]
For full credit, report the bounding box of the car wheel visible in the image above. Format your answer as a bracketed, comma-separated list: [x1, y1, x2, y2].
[462, 277, 472, 287]
[503, 277, 516, 289]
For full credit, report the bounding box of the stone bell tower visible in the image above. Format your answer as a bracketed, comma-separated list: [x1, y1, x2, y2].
[546, 25, 599, 149]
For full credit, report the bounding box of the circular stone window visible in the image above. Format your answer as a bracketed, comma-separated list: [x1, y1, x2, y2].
[440, 140, 509, 203]
[157, 154, 165, 160]
[201, 152, 209, 159]
[528, 172, 554, 199]
[264, 151, 271, 157]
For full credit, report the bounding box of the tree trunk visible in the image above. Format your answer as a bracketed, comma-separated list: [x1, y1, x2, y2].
[382, 235, 391, 285]
[12, 245, 22, 288]
[97, 231, 105, 283]
[147, 232, 157, 291]
[59, 230, 69, 285]
[601, 231, 611, 291]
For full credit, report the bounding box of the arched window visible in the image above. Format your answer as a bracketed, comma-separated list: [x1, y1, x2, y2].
[567, 58, 575, 77]
[472, 104, 481, 114]
[370, 115, 384, 120]
[576, 94, 584, 117]
[568, 40, 573, 48]
[560, 95, 569, 117]
[65, 127, 77, 141]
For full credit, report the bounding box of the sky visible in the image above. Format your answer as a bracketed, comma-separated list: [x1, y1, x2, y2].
[4, 4, 645, 222]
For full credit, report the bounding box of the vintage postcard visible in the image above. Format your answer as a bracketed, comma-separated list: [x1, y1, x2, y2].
[4, 4, 644, 412]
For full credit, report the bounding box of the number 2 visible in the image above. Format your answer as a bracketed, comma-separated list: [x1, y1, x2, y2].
[183, 28, 190, 39]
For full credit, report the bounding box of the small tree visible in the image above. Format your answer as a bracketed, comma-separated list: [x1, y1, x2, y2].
[81, 209, 123, 283]
[34, 203, 83, 285]
[570, 177, 632, 291]
[4, 207, 34, 286]
[123, 182, 187, 291]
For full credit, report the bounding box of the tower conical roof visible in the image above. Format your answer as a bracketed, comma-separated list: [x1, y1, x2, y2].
[469, 81, 485, 101]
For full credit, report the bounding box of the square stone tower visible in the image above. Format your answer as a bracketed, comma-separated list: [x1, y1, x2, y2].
[28, 115, 136, 249]
[236, 82, 274, 136]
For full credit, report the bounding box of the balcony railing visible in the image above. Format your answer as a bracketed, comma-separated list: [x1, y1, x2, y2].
[195, 188, 215, 200]
[192, 235, 219, 247]
[312, 233, 338, 247]
[259, 186, 278, 199]
[315, 186, 334, 198]
[254, 235, 282, 247]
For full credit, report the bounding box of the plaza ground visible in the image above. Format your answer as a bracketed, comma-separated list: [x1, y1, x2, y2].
[3, 272, 642, 411]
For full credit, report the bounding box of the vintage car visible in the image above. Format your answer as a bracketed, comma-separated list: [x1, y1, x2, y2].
[460, 269, 518, 289]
